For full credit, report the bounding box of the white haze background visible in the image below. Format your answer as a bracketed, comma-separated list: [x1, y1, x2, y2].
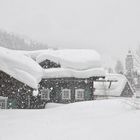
[0, 0, 140, 67]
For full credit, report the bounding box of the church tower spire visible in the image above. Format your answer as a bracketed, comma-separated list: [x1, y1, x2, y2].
[125, 50, 134, 72]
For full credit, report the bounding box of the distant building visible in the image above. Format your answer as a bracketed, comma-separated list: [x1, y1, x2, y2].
[125, 50, 134, 72]
[94, 74, 134, 99]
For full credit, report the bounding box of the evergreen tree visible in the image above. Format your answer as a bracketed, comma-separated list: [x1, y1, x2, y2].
[0, 30, 48, 50]
[108, 67, 113, 73]
[115, 60, 124, 74]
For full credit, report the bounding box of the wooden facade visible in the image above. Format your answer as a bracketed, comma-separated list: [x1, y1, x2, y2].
[39, 59, 61, 69]
[39, 77, 103, 103]
[38, 59, 105, 103]
[0, 71, 45, 109]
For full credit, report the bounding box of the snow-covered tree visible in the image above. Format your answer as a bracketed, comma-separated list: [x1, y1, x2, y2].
[115, 60, 124, 74]
[108, 67, 113, 73]
[0, 30, 48, 50]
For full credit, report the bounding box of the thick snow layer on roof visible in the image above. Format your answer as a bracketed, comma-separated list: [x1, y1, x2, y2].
[24, 49, 102, 70]
[0, 47, 43, 89]
[18, 48, 105, 78]
[43, 68, 105, 78]
[94, 74, 133, 96]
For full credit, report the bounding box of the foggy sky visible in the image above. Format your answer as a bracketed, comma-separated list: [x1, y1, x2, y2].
[0, 0, 140, 68]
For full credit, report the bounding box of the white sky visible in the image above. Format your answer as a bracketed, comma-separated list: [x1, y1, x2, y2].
[0, 0, 140, 68]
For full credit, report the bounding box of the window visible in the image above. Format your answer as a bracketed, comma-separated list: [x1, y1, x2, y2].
[0, 102, 4, 109]
[0, 100, 6, 109]
[62, 89, 71, 100]
[75, 89, 84, 100]
[41, 89, 50, 100]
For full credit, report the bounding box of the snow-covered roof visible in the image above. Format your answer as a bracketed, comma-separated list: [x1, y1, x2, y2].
[24, 49, 105, 78]
[36, 49, 101, 70]
[43, 68, 105, 79]
[0, 47, 43, 89]
[21, 49, 102, 70]
[0, 47, 105, 89]
[94, 74, 133, 96]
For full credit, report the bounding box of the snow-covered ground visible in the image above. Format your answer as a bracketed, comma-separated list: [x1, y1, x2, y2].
[0, 99, 140, 140]
[45, 103, 65, 109]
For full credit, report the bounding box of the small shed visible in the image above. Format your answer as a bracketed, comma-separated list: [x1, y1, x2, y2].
[94, 74, 134, 99]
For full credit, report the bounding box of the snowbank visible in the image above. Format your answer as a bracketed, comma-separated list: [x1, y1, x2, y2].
[0, 47, 43, 89]
[0, 99, 139, 140]
[94, 74, 132, 96]
[45, 103, 65, 109]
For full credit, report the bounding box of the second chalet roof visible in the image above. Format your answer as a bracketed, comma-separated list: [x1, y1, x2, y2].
[25, 49, 102, 70]
[23, 49, 105, 78]
[43, 67, 105, 79]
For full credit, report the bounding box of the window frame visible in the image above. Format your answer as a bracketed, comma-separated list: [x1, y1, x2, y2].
[0, 98, 7, 109]
[75, 89, 85, 100]
[62, 89, 71, 100]
[41, 88, 50, 100]
[0, 101, 5, 109]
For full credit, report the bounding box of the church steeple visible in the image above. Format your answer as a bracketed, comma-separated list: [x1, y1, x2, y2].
[125, 50, 133, 71]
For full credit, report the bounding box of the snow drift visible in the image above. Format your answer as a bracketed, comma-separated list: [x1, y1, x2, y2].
[0, 99, 139, 140]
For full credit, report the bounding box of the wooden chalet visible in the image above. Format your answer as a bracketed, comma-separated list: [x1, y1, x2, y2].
[0, 47, 106, 108]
